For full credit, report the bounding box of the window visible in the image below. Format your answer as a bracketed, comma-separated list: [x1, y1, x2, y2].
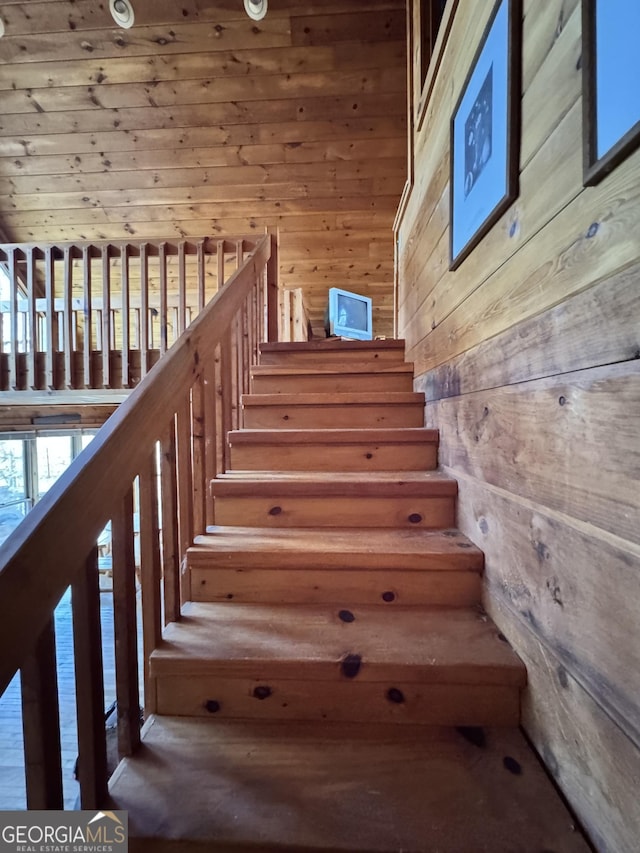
[412, 0, 458, 132]
[0, 431, 96, 547]
[0, 439, 31, 546]
[420, 0, 448, 90]
[36, 435, 73, 498]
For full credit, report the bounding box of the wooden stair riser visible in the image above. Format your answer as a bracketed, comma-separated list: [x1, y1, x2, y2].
[212, 495, 456, 528]
[229, 441, 437, 472]
[189, 528, 483, 573]
[250, 372, 415, 395]
[190, 567, 482, 607]
[154, 675, 520, 726]
[258, 341, 406, 365]
[258, 352, 406, 366]
[242, 401, 425, 429]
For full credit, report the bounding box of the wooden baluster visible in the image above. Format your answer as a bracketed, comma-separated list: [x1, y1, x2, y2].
[26, 247, 38, 389]
[197, 239, 205, 313]
[112, 487, 141, 758]
[252, 263, 260, 351]
[242, 294, 250, 395]
[235, 238, 244, 270]
[216, 240, 225, 291]
[63, 246, 74, 388]
[159, 242, 168, 354]
[72, 549, 108, 808]
[267, 232, 279, 342]
[249, 285, 257, 367]
[140, 243, 149, 377]
[82, 245, 92, 389]
[178, 240, 186, 334]
[101, 246, 111, 388]
[20, 619, 64, 809]
[44, 247, 56, 388]
[260, 265, 268, 345]
[160, 419, 180, 624]
[231, 318, 240, 433]
[203, 359, 218, 524]
[176, 395, 193, 605]
[191, 374, 206, 536]
[248, 278, 256, 364]
[220, 331, 233, 473]
[139, 449, 162, 717]
[260, 264, 268, 345]
[282, 289, 291, 343]
[133, 307, 140, 362]
[8, 248, 18, 390]
[121, 244, 130, 388]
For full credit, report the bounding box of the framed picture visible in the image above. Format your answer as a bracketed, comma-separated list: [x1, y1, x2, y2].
[582, 0, 640, 186]
[449, 0, 521, 270]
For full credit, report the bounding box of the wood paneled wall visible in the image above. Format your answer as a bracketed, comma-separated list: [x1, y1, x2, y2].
[396, 1, 640, 850]
[0, 0, 407, 337]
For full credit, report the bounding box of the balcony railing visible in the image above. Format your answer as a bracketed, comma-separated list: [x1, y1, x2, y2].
[0, 238, 262, 391]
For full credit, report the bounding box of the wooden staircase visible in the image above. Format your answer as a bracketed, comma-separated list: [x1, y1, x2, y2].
[109, 339, 589, 852]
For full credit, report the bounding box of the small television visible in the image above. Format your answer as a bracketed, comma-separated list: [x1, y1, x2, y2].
[324, 287, 373, 341]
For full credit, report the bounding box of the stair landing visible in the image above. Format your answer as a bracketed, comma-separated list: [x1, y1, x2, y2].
[109, 716, 589, 853]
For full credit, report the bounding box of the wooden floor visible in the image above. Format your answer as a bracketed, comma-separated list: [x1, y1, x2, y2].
[109, 716, 590, 853]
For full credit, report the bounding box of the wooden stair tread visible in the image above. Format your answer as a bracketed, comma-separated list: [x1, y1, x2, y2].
[251, 363, 414, 376]
[190, 526, 483, 571]
[227, 427, 438, 445]
[242, 391, 424, 406]
[109, 716, 590, 853]
[150, 602, 525, 685]
[212, 470, 457, 497]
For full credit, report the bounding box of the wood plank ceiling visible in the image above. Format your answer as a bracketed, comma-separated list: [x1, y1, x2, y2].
[0, 0, 407, 336]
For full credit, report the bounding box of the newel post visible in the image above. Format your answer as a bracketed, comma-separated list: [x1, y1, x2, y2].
[266, 232, 279, 342]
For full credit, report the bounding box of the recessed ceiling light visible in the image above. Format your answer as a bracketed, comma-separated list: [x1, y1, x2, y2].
[109, 0, 135, 29]
[244, 0, 268, 21]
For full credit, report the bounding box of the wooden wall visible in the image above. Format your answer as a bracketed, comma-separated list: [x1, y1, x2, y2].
[396, 1, 640, 850]
[0, 0, 407, 337]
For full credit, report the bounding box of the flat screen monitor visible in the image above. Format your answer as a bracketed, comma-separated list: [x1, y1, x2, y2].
[324, 287, 373, 340]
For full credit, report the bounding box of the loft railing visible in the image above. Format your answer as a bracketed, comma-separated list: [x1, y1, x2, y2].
[0, 233, 277, 809]
[0, 237, 258, 391]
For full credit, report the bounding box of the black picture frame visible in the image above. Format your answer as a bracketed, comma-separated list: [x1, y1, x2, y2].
[449, 0, 521, 270]
[582, 0, 640, 186]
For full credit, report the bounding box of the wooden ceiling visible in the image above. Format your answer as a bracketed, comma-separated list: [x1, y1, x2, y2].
[0, 0, 407, 336]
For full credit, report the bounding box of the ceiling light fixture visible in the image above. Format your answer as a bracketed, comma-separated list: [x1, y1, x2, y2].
[109, 0, 135, 29]
[244, 0, 268, 21]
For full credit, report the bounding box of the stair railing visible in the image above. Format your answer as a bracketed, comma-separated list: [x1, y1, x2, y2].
[0, 232, 276, 810]
[0, 237, 263, 391]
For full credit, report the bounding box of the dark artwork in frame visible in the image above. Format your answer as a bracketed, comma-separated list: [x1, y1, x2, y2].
[582, 0, 640, 186]
[464, 64, 493, 198]
[449, 0, 521, 270]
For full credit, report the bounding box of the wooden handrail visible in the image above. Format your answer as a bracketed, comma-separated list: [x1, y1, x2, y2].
[0, 233, 274, 808]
